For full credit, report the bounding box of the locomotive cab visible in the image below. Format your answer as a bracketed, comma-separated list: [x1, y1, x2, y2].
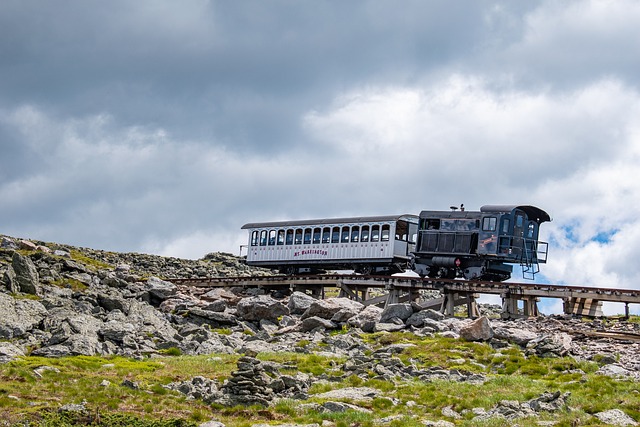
[413, 205, 551, 281]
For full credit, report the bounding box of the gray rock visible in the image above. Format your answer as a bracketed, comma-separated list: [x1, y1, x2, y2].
[597, 364, 635, 379]
[331, 307, 362, 323]
[2, 266, 19, 293]
[1, 236, 18, 249]
[422, 421, 455, 427]
[380, 303, 413, 323]
[0, 341, 25, 363]
[145, 276, 178, 300]
[236, 295, 289, 322]
[347, 305, 382, 332]
[313, 387, 380, 401]
[288, 291, 317, 315]
[493, 326, 538, 346]
[301, 316, 337, 332]
[0, 293, 48, 339]
[302, 298, 364, 320]
[594, 409, 638, 426]
[199, 422, 226, 427]
[459, 317, 493, 341]
[374, 322, 405, 332]
[204, 300, 227, 313]
[526, 333, 572, 358]
[321, 401, 371, 413]
[11, 252, 41, 295]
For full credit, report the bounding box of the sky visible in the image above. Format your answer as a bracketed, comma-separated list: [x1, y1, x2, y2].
[1, 1, 639, 314]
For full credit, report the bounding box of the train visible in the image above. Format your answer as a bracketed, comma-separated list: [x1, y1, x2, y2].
[241, 204, 551, 281]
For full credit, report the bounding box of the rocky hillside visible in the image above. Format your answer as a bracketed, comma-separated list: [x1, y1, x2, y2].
[0, 234, 639, 427]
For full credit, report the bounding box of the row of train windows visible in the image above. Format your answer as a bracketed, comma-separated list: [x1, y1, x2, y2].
[250, 224, 392, 247]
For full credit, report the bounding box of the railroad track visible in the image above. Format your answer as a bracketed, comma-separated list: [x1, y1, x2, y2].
[562, 328, 640, 342]
[159, 274, 640, 318]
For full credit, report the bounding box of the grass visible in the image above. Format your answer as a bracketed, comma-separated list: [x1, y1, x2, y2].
[0, 335, 638, 426]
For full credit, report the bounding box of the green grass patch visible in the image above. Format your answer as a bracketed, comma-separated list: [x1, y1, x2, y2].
[0, 341, 638, 427]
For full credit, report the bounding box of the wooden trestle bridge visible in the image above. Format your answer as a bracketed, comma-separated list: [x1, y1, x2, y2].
[167, 274, 640, 319]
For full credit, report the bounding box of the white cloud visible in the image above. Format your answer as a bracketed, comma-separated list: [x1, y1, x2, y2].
[303, 75, 640, 294]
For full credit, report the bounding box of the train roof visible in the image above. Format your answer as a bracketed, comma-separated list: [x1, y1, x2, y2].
[419, 205, 551, 224]
[480, 205, 551, 224]
[241, 214, 418, 230]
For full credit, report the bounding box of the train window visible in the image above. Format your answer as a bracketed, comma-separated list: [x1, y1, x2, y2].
[528, 222, 535, 238]
[303, 228, 312, 244]
[260, 230, 267, 246]
[396, 221, 408, 241]
[313, 228, 321, 244]
[381, 224, 390, 241]
[424, 219, 440, 230]
[501, 218, 510, 234]
[409, 222, 418, 244]
[482, 217, 497, 232]
[351, 226, 360, 242]
[286, 229, 294, 245]
[294, 229, 302, 244]
[322, 227, 331, 243]
[331, 227, 340, 243]
[371, 225, 380, 242]
[251, 231, 259, 246]
[516, 215, 524, 228]
[268, 230, 276, 245]
[361, 225, 370, 242]
[341, 226, 350, 243]
[277, 230, 285, 245]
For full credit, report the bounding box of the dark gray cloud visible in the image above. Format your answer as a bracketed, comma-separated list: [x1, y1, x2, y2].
[1, 1, 640, 312]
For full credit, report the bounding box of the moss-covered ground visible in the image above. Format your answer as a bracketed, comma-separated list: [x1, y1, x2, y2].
[1, 332, 638, 426]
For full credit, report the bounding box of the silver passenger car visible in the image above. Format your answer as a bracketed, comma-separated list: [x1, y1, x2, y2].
[242, 214, 419, 275]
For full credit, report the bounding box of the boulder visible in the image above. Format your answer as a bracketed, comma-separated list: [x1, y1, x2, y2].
[236, 295, 289, 322]
[0, 293, 48, 339]
[493, 326, 538, 346]
[459, 316, 494, 341]
[526, 333, 572, 358]
[288, 291, 317, 315]
[302, 298, 363, 320]
[11, 252, 41, 295]
[594, 409, 638, 426]
[300, 316, 337, 332]
[347, 305, 382, 332]
[379, 303, 413, 323]
[2, 266, 19, 293]
[145, 276, 178, 301]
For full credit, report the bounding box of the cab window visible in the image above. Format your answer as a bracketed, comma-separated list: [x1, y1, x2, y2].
[501, 218, 510, 234]
[482, 217, 497, 232]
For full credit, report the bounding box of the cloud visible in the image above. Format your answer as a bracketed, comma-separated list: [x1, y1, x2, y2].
[1, 0, 639, 317]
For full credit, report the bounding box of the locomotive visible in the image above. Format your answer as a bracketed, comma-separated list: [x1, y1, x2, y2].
[242, 204, 551, 281]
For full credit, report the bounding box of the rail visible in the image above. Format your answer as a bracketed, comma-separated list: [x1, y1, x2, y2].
[163, 274, 640, 305]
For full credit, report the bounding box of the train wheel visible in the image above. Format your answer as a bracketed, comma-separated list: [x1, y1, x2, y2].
[356, 265, 373, 275]
[280, 266, 297, 275]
